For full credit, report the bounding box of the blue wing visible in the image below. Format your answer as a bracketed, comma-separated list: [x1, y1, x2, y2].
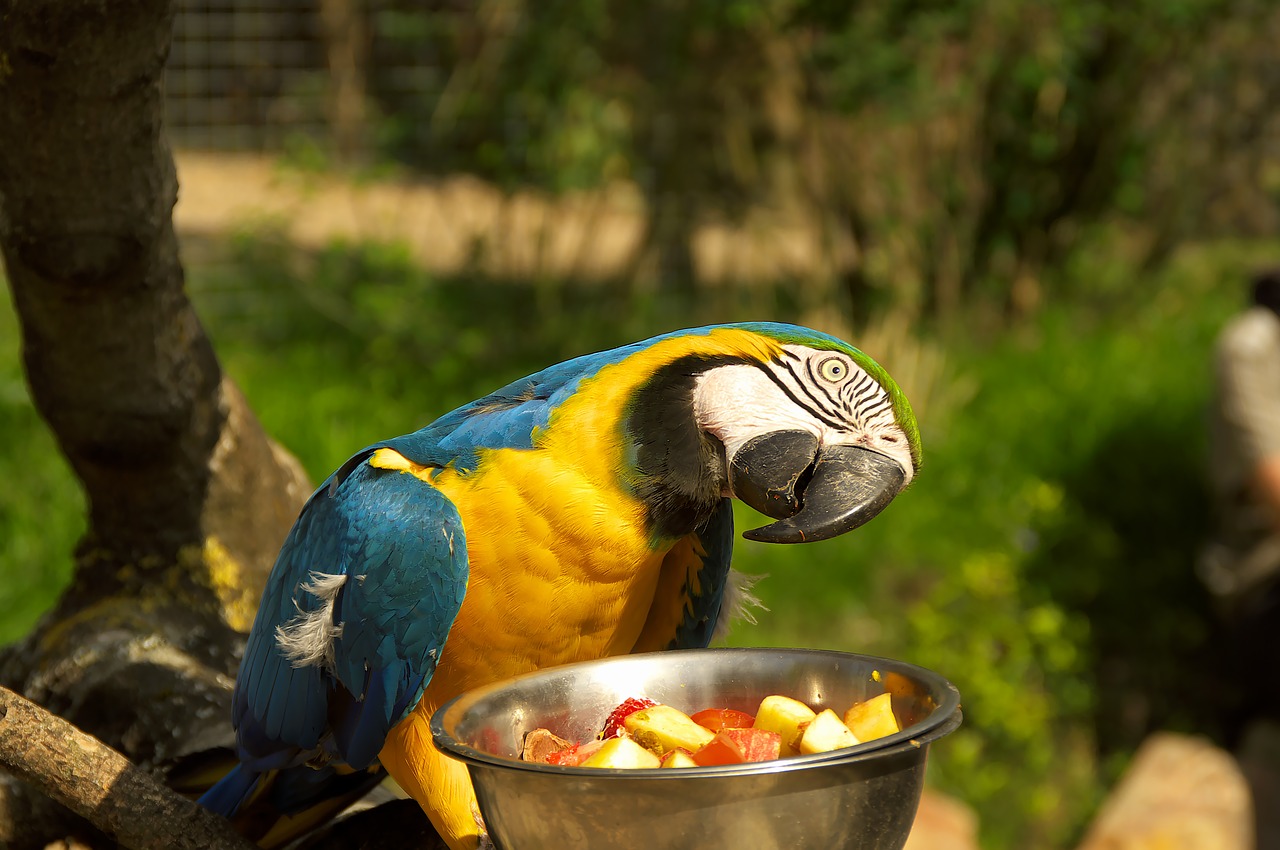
[202, 452, 467, 817]
[633, 497, 737, 652]
[671, 497, 736, 648]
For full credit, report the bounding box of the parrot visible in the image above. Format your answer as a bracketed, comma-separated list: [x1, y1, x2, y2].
[197, 322, 921, 849]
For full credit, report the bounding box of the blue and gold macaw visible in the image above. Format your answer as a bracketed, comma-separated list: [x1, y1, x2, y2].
[199, 322, 921, 849]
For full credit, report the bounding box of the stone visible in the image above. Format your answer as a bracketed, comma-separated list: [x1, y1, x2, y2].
[1075, 731, 1252, 850]
[904, 788, 980, 850]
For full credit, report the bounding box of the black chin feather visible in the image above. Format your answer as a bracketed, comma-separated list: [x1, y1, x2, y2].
[626, 355, 738, 539]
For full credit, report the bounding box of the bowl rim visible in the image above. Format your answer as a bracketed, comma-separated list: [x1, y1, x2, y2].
[429, 646, 963, 779]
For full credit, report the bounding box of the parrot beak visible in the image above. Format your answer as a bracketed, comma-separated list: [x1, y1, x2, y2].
[729, 430, 906, 544]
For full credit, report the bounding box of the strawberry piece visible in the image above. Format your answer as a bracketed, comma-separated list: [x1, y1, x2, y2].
[600, 697, 657, 739]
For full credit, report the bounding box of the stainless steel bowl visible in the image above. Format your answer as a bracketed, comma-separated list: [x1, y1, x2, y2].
[430, 647, 962, 850]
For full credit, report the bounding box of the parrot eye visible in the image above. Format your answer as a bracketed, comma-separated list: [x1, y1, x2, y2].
[817, 357, 848, 382]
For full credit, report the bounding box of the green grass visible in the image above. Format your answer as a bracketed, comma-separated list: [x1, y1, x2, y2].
[3, 232, 1278, 848]
[0, 292, 84, 644]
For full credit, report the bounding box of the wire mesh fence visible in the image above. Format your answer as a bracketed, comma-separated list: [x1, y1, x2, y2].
[164, 0, 444, 156]
[166, 0, 328, 150]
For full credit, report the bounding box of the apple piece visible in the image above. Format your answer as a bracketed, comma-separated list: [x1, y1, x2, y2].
[661, 749, 700, 768]
[545, 739, 604, 766]
[624, 704, 715, 755]
[843, 693, 900, 743]
[690, 707, 755, 732]
[797, 708, 860, 755]
[521, 728, 573, 763]
[580, 735, 662, 769]
[600, 697, 658, 739]
[722, 727, 782, 762]
[753, 695, 817, 756]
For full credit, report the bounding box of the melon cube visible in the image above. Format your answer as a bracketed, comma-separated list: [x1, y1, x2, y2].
[797, 708, 860, 755]
[722, 727, 781, 762]
[843, 693, 900, 743]
[624, 704, 715, 755]
[580, 735, 662, 769]
[753, 695, 817, 756]
[660, 749, 700, 768]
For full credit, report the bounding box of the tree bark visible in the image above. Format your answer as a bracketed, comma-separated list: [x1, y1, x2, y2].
[0, 0, 310, 844]
[0, 686, 256, 850]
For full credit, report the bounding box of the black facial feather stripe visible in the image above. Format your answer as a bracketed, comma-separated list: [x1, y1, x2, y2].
[861, 396, 892, 422]
[766, 354, 898, 433]
[802, 358, 846, 411]
[849, 371, 876, 398]
[755, 361, 850, 432]
[782, 358, 848, 423]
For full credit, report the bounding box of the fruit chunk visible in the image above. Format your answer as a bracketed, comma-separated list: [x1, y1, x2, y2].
[722, 727, 782, 762]
[753, 695, 817, 755]
[661, 749, 699, 768]
[798, 708, 860, 755]
[522, 728, 574, 763]
[624, 704, 716, 755]
[600, 697, 657, 739]
[544, 739, 604, 766]
[690, 707, 755, 732]
[580, 736, 662, 769]
[691, 731, 746, 766]
[843, 693, 900, 743]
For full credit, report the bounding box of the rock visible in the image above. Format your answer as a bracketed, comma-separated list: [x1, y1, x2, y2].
[904, 788, 980, 850]
[1075, 731, 1252, 850]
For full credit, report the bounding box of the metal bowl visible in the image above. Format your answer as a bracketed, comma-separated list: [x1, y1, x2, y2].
[430, 647, 962, 850]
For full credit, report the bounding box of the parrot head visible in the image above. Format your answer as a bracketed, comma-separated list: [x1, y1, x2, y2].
[622, 322, 920, 545]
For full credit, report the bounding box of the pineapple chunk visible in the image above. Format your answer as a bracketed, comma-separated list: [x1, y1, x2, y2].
[843, 693, 900, 743]
[624, 704, 715, 755]
[753, 695, 817, 756]
[660, 749, 700, 768]
[798, 708, 860, 755]
[580, 735, 662, 769]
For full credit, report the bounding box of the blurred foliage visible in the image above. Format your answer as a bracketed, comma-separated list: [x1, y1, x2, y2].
[348, 0, 1279, 317]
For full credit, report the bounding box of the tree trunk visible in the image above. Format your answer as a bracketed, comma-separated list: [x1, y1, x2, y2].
[0, 0, 310, 844]
[319, 0, 371, 165]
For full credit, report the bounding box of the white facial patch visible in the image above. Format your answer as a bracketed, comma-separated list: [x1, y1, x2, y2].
[275, 571, 347, 669]
[693, 348, 916, 486]
[693, 364, 822, 461]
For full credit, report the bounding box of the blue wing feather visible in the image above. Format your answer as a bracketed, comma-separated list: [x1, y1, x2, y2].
[221, 454, 468, 787]
[672, 497, 736, 649]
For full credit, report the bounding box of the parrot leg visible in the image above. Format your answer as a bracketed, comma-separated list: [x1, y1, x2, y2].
[380, 704, 488, 850]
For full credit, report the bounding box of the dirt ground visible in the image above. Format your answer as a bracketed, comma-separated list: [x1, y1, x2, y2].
[171, 150, 854, 286]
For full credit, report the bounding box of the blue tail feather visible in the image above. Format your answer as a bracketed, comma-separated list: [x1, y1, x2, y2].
[198, 763, 263, 818]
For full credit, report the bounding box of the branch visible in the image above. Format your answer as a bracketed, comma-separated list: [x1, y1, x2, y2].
[0, 686, 255, 850]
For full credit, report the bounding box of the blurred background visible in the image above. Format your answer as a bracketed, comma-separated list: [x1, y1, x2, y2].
[3, 0, 1280, 846]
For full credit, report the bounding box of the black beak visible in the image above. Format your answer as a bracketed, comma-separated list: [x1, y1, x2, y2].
[729, 430, 906, 544]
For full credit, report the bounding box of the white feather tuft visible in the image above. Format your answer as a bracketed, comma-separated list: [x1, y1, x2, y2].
[712, 569, 770, 642]
[275, 572, 347, 669]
